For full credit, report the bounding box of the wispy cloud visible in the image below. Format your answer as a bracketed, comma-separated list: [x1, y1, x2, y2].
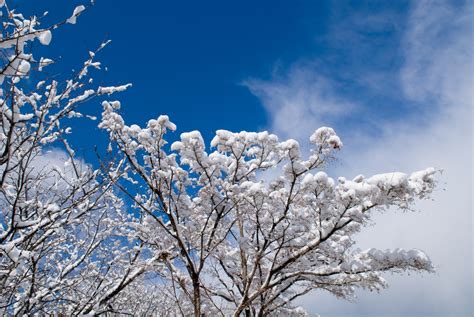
[246, 0, 473, 316]
[401, 0, 473, 107]
[243, 65, 356, 140]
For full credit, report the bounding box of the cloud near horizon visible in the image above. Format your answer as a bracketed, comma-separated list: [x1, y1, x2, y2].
[246, 1, 473, 316]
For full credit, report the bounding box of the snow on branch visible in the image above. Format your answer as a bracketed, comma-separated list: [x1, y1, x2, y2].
[99, 99, 438, 316]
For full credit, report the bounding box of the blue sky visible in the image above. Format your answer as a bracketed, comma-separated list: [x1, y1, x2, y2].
[16, 0, 424, 152]
[10, 0, 473, 316]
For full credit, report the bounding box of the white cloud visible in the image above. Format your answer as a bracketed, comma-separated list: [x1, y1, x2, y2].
[243, 64, 356, 141]
[400, 0, 473, 108]
[247, 0, 473, 316]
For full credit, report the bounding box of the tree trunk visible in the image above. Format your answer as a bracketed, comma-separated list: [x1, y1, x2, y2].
[193, 278, 201, 317]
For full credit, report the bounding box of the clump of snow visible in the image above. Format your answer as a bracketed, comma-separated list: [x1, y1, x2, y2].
[310, 126, 342, 149]
[67, 89, 95, 106]
[280, 139, 301, 159]
[408, 167, 437, 195]
[38, 58, 54, 71]
[98, 83, 132, 95]
[147, 116, 174, 132]
[301, 171, 329, 187]
[38, 30, 52, 45]
[18, 60, 31, 74]
[172, 131, 204, 152]
[66, 5, 85, 24]
[314, 171, 328, 183]
[367, 172, 408, 189]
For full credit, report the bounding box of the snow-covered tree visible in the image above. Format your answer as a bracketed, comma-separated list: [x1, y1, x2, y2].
[1, 1, 439, 316]
[0, 2, 152, 315]
[100, 109, 437, 316]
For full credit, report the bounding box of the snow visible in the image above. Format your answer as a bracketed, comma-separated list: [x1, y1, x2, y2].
[367, 172, 408, 188]
[327, 135, 342, 149]
[98, 83, 132, 95]
[66, 5, 85, 24]
[352, 174, 365, 183]
[314, 171, 328, 183]
[0, 0, 442, 314]
[1, 242, 32, 263]
[280, 139, 301, 159]
[68, 89, 95, 105]
[150, 115, 176, 131]
[310, 126, 343, 149]
[366, 248, 433, 270]
[180, 131, 204, 144]
[38, 30, 52, 45]
[38, 57, 54, 71]
[302, 171, 331, 188]
[18, 60, 31, 74]
[127, 124, 141, 137]
[17, 113, 34, 121]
